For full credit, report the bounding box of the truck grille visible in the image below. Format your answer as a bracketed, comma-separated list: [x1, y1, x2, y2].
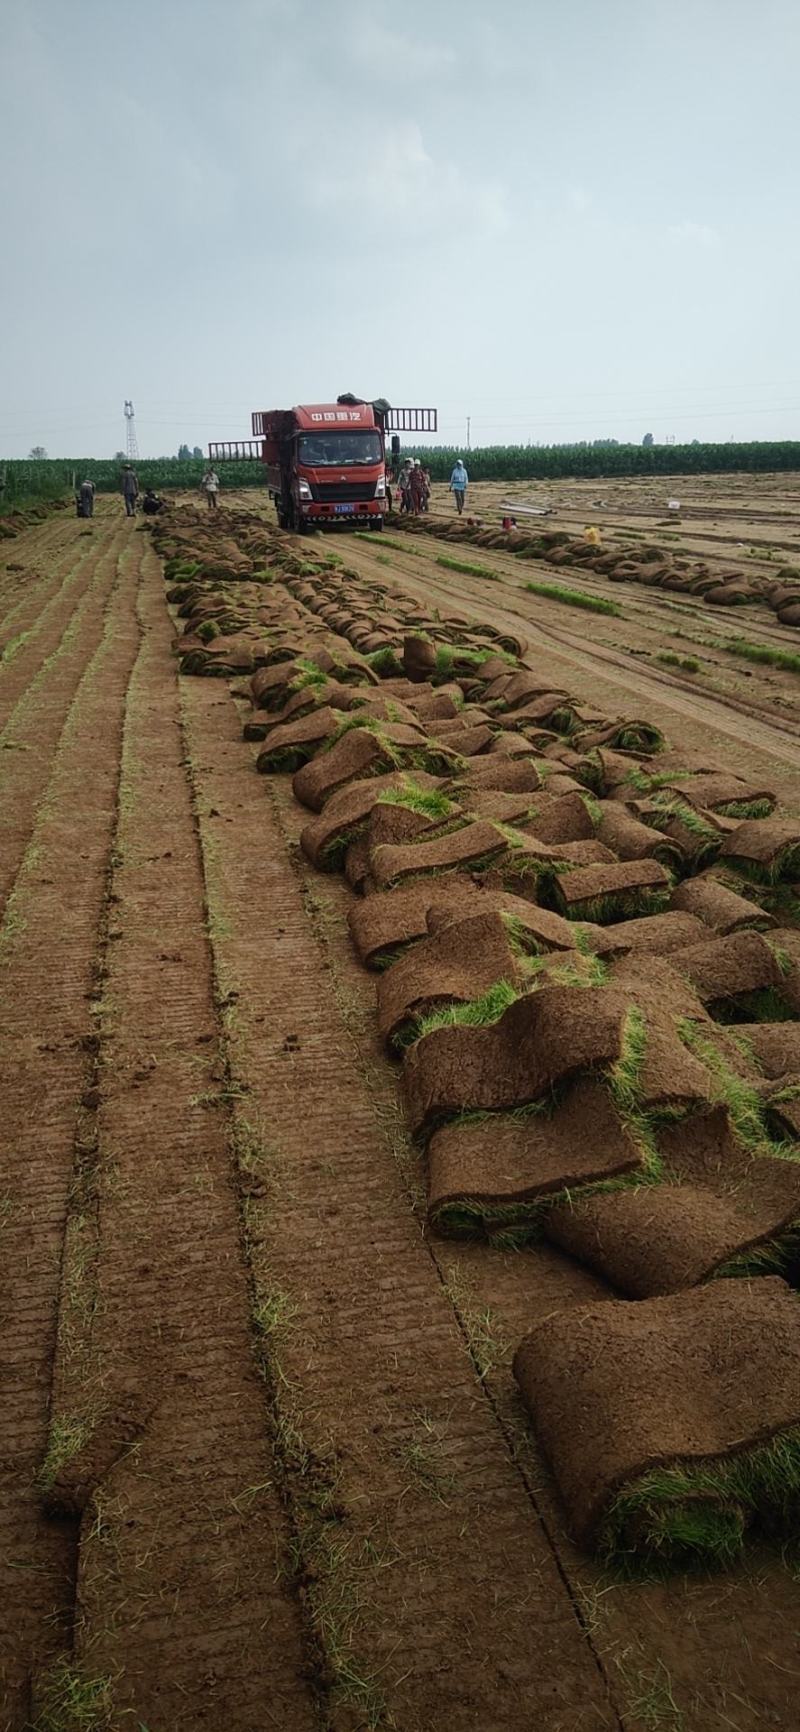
[312, 481, 374, 503]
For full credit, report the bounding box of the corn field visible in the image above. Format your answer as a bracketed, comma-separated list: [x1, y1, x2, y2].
[414, 441, 800, 481]
[4, 441, 800, 515]
[0, 457, 264, 513]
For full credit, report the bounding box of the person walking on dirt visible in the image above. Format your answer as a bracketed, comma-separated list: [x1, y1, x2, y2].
[121, 465, 139, 517]
[202, 467, 220, 510]
[449, 458, 468, 515]
[79, 478, 95, 518]
[422, 466, 432, 511]
[409, 459, 426, 516]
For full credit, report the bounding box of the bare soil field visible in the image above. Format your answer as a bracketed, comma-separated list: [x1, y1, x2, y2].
[2, 481, 800, 1732]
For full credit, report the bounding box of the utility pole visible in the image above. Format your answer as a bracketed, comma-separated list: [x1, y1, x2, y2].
[466, 416, 471, 451]
[124, 399, 139, 461]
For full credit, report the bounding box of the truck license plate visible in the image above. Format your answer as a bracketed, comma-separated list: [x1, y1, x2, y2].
[334, 503, 355, 514]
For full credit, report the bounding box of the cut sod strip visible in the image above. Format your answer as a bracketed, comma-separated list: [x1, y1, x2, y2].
[720, 818, 800, 885]
[300, 771, 448, 871]
[403, 983, 632, 1146]
[513, 1277, 800, 1572]
[546, 1096, 800, 1294]
[426, 1075, 647, 1246]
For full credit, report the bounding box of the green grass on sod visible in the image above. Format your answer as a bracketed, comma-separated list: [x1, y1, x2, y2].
[601, 1426, 800, 1572]
[524, 579, 622, 617]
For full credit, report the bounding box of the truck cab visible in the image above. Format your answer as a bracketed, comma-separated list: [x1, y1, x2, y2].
[262, 403, 386, 531]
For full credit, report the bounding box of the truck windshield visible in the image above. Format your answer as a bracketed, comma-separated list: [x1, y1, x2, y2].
[298, 432, 382, 467]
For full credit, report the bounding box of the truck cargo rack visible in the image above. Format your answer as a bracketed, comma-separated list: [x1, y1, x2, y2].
[208, 440, 263, 461]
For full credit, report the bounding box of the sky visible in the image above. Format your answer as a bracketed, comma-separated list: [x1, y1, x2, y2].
[1, 0, 799, 459]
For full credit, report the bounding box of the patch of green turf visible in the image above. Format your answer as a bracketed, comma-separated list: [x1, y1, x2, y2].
[655, 651, 702, 673]
[726, 638, 800, 675]
[355, 531, 419, 555]
[524, 579, 621, 617]
[436, 554, 502, 581]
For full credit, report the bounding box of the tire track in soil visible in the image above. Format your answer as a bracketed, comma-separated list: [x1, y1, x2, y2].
[0, 535, 143, 1730]
[0, 522, 131, 918]
[61, 540, 316, 1729]
[181, 676, 625, 1732]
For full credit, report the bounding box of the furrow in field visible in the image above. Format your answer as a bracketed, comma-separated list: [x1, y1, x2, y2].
[0, 526, 104, 719]
[181, 675, 624, 1732]
[0, 522, 131, 916]
[0, 537, 142, 1729]
[62, 542, 316, 1730]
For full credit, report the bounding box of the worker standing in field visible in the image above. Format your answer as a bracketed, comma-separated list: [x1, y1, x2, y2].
[398, 461, 411, 513]
[449, 457, 468, 515]
[409, 459, 426, 515]
[121, 465, 139, 517]
[202, 467, 220, 510]
[79, 478, 95, 517]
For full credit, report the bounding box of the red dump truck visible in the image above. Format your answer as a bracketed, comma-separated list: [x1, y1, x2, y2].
[209, 395, 437, 532]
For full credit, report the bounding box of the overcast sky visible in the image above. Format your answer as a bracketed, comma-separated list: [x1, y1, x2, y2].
[2, 0, 799, 458]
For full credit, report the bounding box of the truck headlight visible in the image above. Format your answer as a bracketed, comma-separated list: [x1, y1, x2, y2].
[298, 479, 312, 500]
[375, 476, 386, 498]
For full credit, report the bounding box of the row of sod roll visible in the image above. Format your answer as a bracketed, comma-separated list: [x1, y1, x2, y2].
[152, 498, 800, 1574]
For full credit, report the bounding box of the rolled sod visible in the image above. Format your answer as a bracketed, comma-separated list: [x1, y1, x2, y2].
[738, 1022, 800, 1077]
[370, 819, 509, 890]
[300, 771, 445, 871]
[427, 1077, 643, 1242]
[672, 930, 786, 1019]
[403, 984, 630, 1145]
[550, 858, 671, 923]
[545, 1109, 800, 1291]
[589, 911, 708, 958]
[666, 773, 776, 818]
[720, 818, 800, 884]
[596, 802, 684, 873]
[293, 725, 462, 813]
[671, 875, 776, 935]
[180, 634, 261, 675]
[512, 1277, 800, 1567]
[450, 757, 544, 794]
[518, 792, 596, 846]
[376, 910, 528, 1051]
[577, 719, 666, 755]
[255, 705, 342, 773]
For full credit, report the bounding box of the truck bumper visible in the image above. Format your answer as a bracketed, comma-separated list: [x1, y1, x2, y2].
[302, 501, 384, 526]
